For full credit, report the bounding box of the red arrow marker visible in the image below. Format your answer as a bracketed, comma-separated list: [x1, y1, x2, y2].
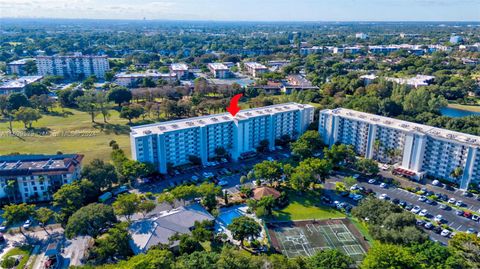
[227, 93, 243, 117]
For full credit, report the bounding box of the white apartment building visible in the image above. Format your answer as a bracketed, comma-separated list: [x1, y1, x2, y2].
[131, 103, 314, 173]
[169, 63, 189, 80]
[114, 72, 177, 88]
[0, 154, 83, 203]
[7, 58, 35, 76]
[319, 108, 480, 190]
[0, 76, 43, 95]
[36, 53, 110, 79]
[208, 63, 230, 79]
[244, 62, 268, 78]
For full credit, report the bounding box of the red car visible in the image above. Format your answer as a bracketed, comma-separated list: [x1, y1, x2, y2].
[463, 211, 472, 218]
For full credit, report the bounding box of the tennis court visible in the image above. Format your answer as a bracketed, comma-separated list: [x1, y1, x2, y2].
[267, 218, 368, 262]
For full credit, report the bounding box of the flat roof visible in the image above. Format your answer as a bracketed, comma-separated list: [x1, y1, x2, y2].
[244, 62, 267, 69]
[0, 154, 83, 176]
[8, 58, 35, 65]
[208, 62, 229, 70]
[131, 102, 313, 137]
[323, 108, 480, 147]
[115, 72, 176, 79]
[0, 76, 43, 89]
[170, 63, 189, 71]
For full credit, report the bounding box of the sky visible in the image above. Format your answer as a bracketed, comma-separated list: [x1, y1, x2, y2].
[0, 0, 479, 21]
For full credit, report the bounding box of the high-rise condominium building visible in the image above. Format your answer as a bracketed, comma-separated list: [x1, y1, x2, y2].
[36, 53, 110, 79]
[319, 108, 480, 190]
[131, 103, 314, 173]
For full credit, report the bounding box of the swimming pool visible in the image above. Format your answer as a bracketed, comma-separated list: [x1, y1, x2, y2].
[217, 209, 243, 226]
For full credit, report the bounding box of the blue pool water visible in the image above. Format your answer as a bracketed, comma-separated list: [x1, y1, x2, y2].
[440, 107, 480, 118]
[218, 209, 242, 226]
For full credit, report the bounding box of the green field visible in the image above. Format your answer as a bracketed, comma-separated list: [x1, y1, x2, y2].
[0, 107, 131, 163]
[1, 246, 32, 269]
[272, 191, 345, 221]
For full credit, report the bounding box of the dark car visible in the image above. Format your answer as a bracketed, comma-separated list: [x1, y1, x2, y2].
[399, 200, 406, 207]
[392, 198, 400, 205]
[405, 204, 413, 210]
[433, 226, 443, 234]
[340, 191, 350, 197]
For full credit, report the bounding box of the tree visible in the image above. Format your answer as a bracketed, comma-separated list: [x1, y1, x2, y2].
[449, 232, 480, 267]
[450, 166, 464, 182]
[291, 130, 323, 159]
[113, 193, 141, 221]
[361, 243, 418, 269]
[3, 203, 35, 238]
[7, 93, 30, 110]
[257, 195, 275, 216]
[65, 203, 117, 239]
[306, 249, 354, 269]
[324, 144, 356, 167]
[76, 91, 100, 122]
[138, 200, 156, 218]
[343, 176, 357, 189]
[178, 234, 202, 255]
[120, 160, 154, 183]
[157, 192, 176, 208]
[120, 104, 145, 123]
[35, 207, 55, 234]
[256, 139, 270, 153]
[88, 222, 133, 264]
[216, 246, 263, 269]
[176, 251, 219, 269]
[227, 216, 261, 247]
[24, 82, 49, 98]
[191, 220, 214, 242]
[170, 185, 198, 205]
[253, 160, 283, 185]
[82, 159, 118, 190]
[108, 87, 132, 107]
[53, 179, 98, 224]
[356, 158, 379, 175]
[188, 155, 202, 165]
[14, 107, 42, 129]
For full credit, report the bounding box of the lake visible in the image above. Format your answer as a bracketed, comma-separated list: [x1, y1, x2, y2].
[440, 107, 480, 118]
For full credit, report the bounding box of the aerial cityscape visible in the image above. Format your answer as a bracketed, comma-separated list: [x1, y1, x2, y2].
[0, 0, 479, 268]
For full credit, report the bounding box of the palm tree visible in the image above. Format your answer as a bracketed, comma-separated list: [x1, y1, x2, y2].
[450, 167, 464, 182]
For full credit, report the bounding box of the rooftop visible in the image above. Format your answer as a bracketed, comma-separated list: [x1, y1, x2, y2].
[115, 72, 176, 79]
[170, 63, 189, 71]
[0, 76, 43, 89]
[208, 62, 229, 70]
[131, 102, 313, 137]
[129, 204, 214, 254]
[0, 154, 84, 177]
[244, 62, 268, 69]
[324, 108, 480, 147]
[8, 58, 35, 65]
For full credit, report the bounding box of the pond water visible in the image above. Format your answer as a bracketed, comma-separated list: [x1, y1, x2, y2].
[440, 107, 480, 118]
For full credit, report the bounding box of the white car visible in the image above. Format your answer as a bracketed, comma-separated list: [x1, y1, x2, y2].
[434, 215, 443, 222]
[218, 180, 228, 186]
[455, 200, 464, 207]
[440, 229, 450, 237]
[379, 193, 388, 200]
[411, 206, 421, 214]
[424, 222, 433, 229]
[448, 198, 456, 204]
[0, 222, 6, 232]
[472, 215, 480, 222]
[418, 195, 427, 202]
[432, 180, 440, 186]
[419, 209, 428, 217]
[380, 183, 387, 188]
[350, 184, 359, 191]
[368, 178, 376, 184]
[352, 194, 364, 201]
[23, 219, 32, 229]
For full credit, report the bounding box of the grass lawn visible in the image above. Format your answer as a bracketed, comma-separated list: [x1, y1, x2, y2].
[2, 246, 32, 269]
[271, 191, 345, 221]
[349, 217, 374, 243]
[0, 107, 131, 163]
[448, 103, 480, 112]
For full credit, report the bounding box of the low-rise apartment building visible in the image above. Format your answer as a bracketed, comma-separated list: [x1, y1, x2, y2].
[0, 76, 43, 95]
[0, 154, 84, 203]
[36, 53, 110, 79]
[7, 59, 36, 76]
[131, 103, 314, 173]
[208, 63, 230, 79]
[169, 63, 189, 80]
[244, 62, 268, 78]
[114, 72, 177, 88]
[319, 108, 480, 190]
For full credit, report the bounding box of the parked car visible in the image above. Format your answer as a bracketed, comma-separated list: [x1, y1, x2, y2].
[218, 180, 228, 186]
[432, 180, 440, 186]
[411, 206, 421, 214]
[463, 211, 472, 218]
[424, 222, 433, 229]
[399, 200, 406, 207]
[441, 229, 450, 237]
[439, 204, 449, 210]
[368, 178, 376, 184]
[434, 215, 443, 223]
[405, 204, 413, 210]
[472, 215, 479, 222]
[448, 198, 456, 204]
[416, 219, 425, 226]
[419, 209, 428, 217]
[418, 196, 427, 202]
[379, 193, 388, 200]
[455, 200, 464, 207]
[23, 219, 32, 229]
[467, 228, 477, 234]
[0, 222, 7, 232]
[391, 198, 400, 205]
[380, 183, 388, 188]
[433, 226, 442, 234]
[455, 210, 464, 216]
